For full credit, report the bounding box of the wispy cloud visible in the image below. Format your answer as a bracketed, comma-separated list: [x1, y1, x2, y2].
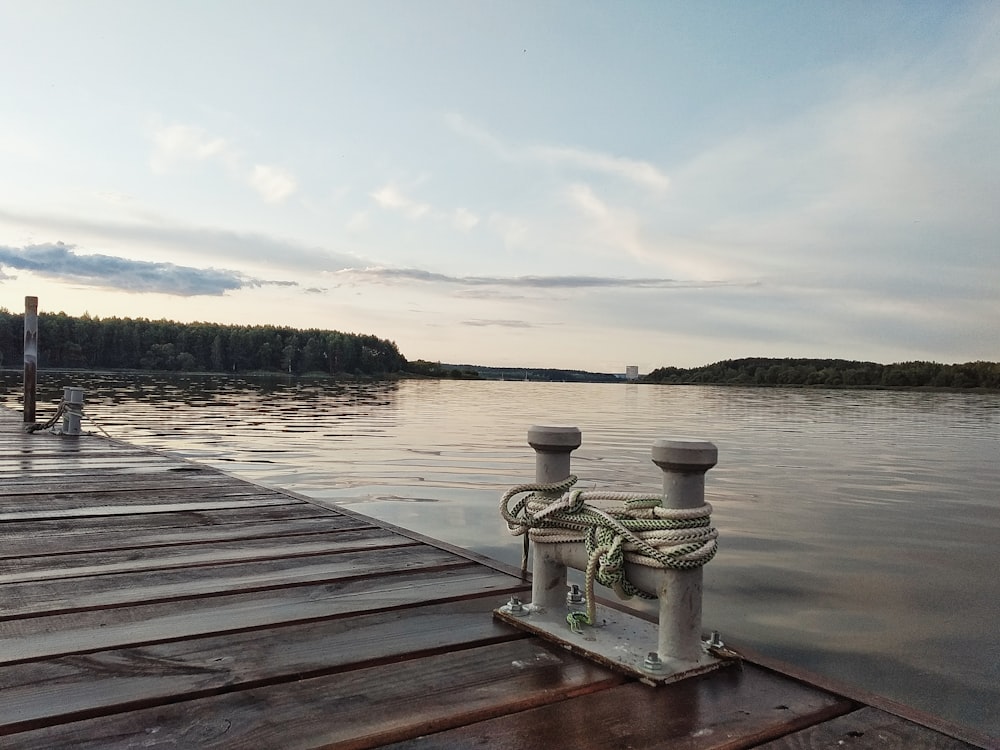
[462, 319, 533, 328]
[337, 265, 752, 290]
[371, 183, 431, 219]
[149, 124, 236, 173]
[446, 113, 670, 192]
[453, 207, 480, 231]
[0, 207, 363, 274]
[249, 165, 298, 203]
[0, 242, 294, 296]
[532, 145, 670, 192]
[148, 123, 298, 203]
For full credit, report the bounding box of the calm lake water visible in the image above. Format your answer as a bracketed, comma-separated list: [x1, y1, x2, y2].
[3, 371, 998, 738]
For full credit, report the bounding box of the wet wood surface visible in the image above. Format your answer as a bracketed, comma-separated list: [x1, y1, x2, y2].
[0, 407, 987, 749]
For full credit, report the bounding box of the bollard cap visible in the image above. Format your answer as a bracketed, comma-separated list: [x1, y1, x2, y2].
[651, 439, 718, 473]
[527, 425, 582, 452]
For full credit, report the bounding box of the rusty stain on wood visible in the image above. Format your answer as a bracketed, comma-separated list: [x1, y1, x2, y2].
[0, 407, 990, 749]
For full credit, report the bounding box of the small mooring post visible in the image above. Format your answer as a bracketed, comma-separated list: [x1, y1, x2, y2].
[23, 296, 38, 425]
[527, 425, 582, 609]
[62, 386, 85, 436]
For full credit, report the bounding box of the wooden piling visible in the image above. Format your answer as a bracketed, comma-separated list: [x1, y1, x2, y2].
[23, 296, 38, 424]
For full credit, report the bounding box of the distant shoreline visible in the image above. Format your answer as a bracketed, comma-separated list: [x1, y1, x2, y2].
[2, 365, 997, 393]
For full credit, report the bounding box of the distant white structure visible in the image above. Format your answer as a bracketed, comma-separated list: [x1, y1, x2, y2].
[625, 365, 639, 381]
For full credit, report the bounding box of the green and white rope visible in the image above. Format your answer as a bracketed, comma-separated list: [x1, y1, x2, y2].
[500, 475, 717, 622]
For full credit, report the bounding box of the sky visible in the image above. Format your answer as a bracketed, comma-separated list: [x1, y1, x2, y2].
[1, 1, 998, 373]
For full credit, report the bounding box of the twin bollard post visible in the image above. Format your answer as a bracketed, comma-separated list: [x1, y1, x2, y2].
[499, 424, 725, 683]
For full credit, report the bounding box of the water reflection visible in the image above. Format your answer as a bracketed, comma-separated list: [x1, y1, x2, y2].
[2, 371, 998, 737]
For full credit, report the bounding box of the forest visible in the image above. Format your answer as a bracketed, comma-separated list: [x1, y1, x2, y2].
[642, 357, 1000, 389]
[3, 309, 997, 388]
[0, 309, 407, 376]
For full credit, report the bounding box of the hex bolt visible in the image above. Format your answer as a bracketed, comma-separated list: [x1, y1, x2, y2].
[566, 584, 585, 606]
[706, 631, 724, 649]
[506, 596, 527, 617]
[643, 651, 663, 671]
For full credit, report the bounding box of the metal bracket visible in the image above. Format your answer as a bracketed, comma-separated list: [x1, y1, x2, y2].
[494, 598, 738, 685]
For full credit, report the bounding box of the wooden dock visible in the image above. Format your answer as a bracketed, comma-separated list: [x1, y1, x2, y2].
[0, 406, 991, 749]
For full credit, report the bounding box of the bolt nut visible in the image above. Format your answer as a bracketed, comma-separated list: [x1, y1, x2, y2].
[566, 584, 585, 606]
[706, 631, 724, 649]
[505, 596, 527, 617]
[643, 651, 663, 671]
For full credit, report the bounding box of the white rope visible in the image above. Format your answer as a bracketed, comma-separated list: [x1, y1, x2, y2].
[500, 475, 718, 622]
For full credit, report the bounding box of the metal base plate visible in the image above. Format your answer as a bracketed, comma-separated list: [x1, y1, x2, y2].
[494, 600, 736, 685]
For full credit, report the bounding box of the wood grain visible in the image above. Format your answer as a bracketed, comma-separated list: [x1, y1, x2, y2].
[753, 707, 986, 750]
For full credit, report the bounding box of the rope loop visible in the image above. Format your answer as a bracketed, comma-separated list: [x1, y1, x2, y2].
[500, 475, 718, 622]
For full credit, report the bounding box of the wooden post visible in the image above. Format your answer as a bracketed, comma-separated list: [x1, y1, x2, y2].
[651, 439, 718, 663]
[23, 296, 38, 424]
[527, 425, 581, 610]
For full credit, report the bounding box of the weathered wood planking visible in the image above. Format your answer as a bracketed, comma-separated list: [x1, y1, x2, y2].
[379, 665, 855, 750]
[0, 527, 419, 582]
[0, 510, 367, 558]
[754, 707, 986, 750]
[0, 406, 988, 750]
[0, 596, 527, 735]
[0, 569, 526, 665]
[5, 639, 624, 749]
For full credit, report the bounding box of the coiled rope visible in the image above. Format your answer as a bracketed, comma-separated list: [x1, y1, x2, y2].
[500, 475, 717, 623]
[24, 397, 66, 433]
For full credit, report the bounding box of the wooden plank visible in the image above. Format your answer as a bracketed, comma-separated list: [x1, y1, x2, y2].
[0, 473, 237, 493]
[0, 484, 284, 511]
[0, 457, 177, 471]
[753, 707, 984, 750]
[0, 497, 303, 522]
[0, 597, 526, 734]
[0, 639, 624, 749]
[0, 569, 528, 664]
[0, 545, 468, 619]
[723, 640, 998, 750]
[0, 513, 368, 558]
[0, 528, 413, 582]
[0, 452, 204, 463]
[381, 664, 856, 750]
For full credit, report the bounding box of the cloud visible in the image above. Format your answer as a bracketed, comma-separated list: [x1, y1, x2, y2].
[249, 165, 298, 203]
[446, 113, 669, 192]
[0, 242, 293, 296]
[371, 183, 431, 219]
[531, 145, 670, 192]
[0, 207, 364, 274]
[453, 207, 480, 231]
[462, 319, 532, 328]
[148, 123, 297, 203]
[566, 183, 647, 261]
[337, 265, 753, 290]
[149, 124, 235, 173]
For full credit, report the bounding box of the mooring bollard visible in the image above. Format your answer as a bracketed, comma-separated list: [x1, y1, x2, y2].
[527, 425, 581, 610]
[62, 387, 84, 436]
[501, 425, 724, 682]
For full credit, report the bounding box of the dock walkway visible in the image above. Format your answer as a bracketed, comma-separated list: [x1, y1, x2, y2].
[0, 407, 988, 749]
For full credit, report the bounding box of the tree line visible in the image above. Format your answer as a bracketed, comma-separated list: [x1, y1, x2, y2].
[0, 309, 407, 376]
[642, 357, 1000, 389]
